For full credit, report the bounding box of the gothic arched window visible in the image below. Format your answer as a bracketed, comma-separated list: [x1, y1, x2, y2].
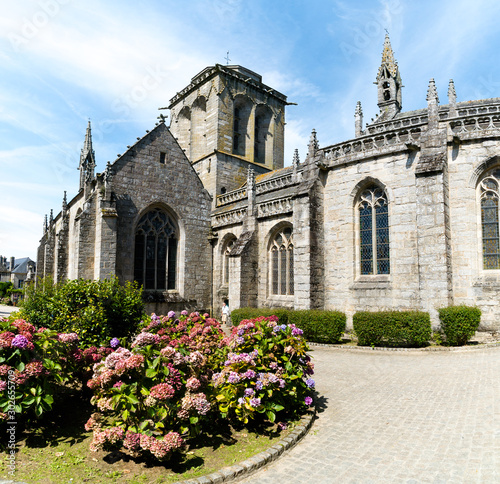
[358, 185, 390, 275]
[479, 169, 500, 269]
[134, 208, 178, 290]
[223, 237, 236, 285]
[270, 226, 294, 295]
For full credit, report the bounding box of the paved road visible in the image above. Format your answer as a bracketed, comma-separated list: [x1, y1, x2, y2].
[0, 304, 19, 319]
[240, 346, 500, 484]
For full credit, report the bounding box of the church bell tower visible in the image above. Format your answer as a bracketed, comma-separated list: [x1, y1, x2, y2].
[375, 34, 402, 120]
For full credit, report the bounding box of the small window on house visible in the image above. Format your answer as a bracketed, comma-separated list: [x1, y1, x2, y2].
[159, 152, 166, 164]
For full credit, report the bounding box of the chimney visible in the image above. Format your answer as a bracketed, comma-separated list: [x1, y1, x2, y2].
[10, 257, 15, 272]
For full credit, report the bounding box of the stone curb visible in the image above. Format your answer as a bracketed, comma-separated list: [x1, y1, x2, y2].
[173, 410, 315, 484]
[309, 341, 500, 352]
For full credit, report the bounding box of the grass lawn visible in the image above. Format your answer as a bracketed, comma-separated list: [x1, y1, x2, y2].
[0, 388, 295, 484]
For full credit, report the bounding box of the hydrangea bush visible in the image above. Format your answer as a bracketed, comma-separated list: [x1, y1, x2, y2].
[85, 312, 227, 461]
[1, 309, 316, 463]
[0, 317, 82, 421]
[213, 317, 314, 424]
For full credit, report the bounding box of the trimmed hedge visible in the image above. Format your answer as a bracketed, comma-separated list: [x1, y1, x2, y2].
[353, 310, 431, 347]
[438, 305, 481, 346]
[19, 277, 145, 347]
[230, 307, 346, 344]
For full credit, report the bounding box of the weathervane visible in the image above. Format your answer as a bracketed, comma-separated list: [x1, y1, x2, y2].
[225, 51, 231, 65]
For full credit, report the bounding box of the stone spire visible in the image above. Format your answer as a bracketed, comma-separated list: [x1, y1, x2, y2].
[426, 78, 439, 103]
[79, 120, 96, 191]
[292, 148, 300, 181]
[43, 214, 48, 233]
[355, 101, 363, 137]
[375, 34, 402, 119]
[448, 79, 457, 118]
[49, 209, 54, 225]
[426, 78, 439, 129]
[247, 166, 256, 217]
[307, 129, 319, 159]
[62, 191, 67, 212]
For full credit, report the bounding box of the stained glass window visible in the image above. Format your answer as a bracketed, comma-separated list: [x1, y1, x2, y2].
[358, 186, 390, 275]
[134, 208, 177, 290]
[480, 171, 500, 269]
[270, 227, 294, 295]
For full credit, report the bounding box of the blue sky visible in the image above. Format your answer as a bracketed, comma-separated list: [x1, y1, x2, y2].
[2, 0, 500, 260]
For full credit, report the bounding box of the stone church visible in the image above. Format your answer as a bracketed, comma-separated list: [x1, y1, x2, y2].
[38, 35, 500, 331]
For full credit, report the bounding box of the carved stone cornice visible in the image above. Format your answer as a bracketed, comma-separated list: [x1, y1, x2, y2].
[257, 197, 293, 219]
[212, 208, 247, 228]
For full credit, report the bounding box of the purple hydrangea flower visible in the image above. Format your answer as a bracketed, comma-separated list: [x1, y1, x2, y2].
[236, 337, 244, 345]
[110, 337, 120, 348]
[243, 369, 256, 380]
[238, 397, 245, 405]
[255, 380, 263, 391]
[237, 329, 244, 336]
[244, 387, 254, 397]
[272, 326, 280, 333]
[167, 310, 176, 319]
[11, 335, 28, 349]
[292, 326, 304, 336]
[227, 372, 240, 384]
[181, 310, 188, 316]
[305, 396, 313, 406]
[249, 397, 261, 408]
[306, 378, 315, 389]
[280, 324, 287, 331]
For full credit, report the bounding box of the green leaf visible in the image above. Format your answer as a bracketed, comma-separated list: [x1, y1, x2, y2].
[16, 361, 25, 372]
[145, 368, 157, 379]
[266, 410, 276, 422]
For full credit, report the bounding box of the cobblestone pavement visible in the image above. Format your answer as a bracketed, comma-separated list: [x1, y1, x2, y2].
[240, 346, 500, 484]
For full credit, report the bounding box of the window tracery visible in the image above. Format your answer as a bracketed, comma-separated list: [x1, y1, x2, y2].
[358, 185, 390, 275]
[269, 226, 294, 295]
[134, 208, 177, 290]
[479, 169, 500, 269]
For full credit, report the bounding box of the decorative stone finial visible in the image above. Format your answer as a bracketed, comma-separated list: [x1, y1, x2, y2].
[448, 79, 456, 103]
[448, 79, 457, 118]
[62, 191, 67, 211]
[104, 161, 113, 186]
[307, 129, 319, 159]
[43, 214, 48, 233]
[426, 78, 439, 103]
[49, 209, 54, 224]
[355, 101, 363, 137]
[247, 166, 255, 190]
[355, 101, 363, 117]
[292, 148, 300, 166]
